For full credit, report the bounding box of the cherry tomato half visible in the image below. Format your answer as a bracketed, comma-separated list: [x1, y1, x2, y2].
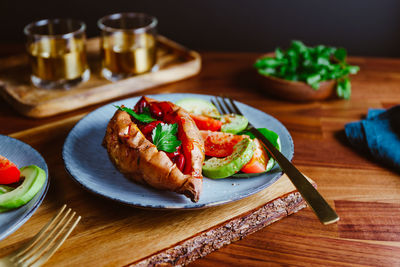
[0, 155, 21, 184]
[201, 130, 245, 158]
[240, 138, 269, 173]
[191, 114, 222, 132]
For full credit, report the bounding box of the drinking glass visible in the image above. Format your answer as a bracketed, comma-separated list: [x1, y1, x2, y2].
[24, 19, 90, 89]
[98, 12, 158, 81]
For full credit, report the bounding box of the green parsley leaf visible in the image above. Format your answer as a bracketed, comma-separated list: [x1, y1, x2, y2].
[114, 105, 156, 124]
[336, 78, 351, 100]
[254, 40, 360, 99]
[275, 47, 284, 60]
[334, 48, 347, 62]
[347, 65, 360, 74]
[152, 123, 182, 153]
[306, 74, 321, 90]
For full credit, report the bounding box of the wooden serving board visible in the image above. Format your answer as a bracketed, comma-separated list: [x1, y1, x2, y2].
[0, 35, 201, 118]
[0, 175, 307, 267]
[0, 119, 308, 266]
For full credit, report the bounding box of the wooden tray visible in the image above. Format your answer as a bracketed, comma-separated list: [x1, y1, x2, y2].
[0, 36, 201, 118]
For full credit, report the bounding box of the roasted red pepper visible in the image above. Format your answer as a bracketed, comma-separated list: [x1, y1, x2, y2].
[133, 99, 191, 174]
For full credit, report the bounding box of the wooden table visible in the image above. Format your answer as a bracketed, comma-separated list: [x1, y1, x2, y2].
[1, 48, 400, 266]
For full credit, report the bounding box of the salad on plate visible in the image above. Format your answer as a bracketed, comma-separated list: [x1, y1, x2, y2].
[102, 95, 281, 203]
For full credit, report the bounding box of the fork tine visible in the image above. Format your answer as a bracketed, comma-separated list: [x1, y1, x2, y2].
[220, 97, 235, 114]
[227, 97, 244, 116]
[22, 213, 80, 267]
[30, 215, 81, 267]
[12, 205, 67, 257]
[16, 208, 73, 264]
[213, 97, 229, 115]
[15, 209, 71, 262]
[210, 99, 221, 114]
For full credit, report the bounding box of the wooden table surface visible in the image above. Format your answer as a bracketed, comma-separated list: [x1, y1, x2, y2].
[1, 47, 400, 266]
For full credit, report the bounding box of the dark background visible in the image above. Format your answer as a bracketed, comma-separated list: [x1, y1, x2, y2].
[1, 0, 400, 57]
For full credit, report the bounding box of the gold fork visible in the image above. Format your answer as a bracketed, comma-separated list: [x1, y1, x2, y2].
[0, 205, 81, 267]
[212, 96, 339, 225]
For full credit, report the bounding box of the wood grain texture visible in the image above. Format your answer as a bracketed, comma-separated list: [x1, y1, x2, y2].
[0, 36, 201, 118]
[1, 49, 400, 266]
[0, 152, 305, 267]
[336, 200, 400, 241]
[135, 192, 306, 266]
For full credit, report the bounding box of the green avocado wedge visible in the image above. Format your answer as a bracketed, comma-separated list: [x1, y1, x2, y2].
[0, 165, 46, 212]
[220, 114, 249, 134]
[175, 98, 221, 118]
[203, 138, 254, 179]
[232, 128, 281, 178]
[0, 185, 13, 194]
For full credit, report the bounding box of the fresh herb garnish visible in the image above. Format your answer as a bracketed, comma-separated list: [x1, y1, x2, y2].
[254, 40, 360, 99]
[115, 105, 156, 123]
[152, 123, 182, 153]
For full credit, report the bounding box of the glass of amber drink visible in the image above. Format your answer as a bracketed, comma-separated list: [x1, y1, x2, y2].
[98, 12, 158, 81]
[24, 19, 90, 89]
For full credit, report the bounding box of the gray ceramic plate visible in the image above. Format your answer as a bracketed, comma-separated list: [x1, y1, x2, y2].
[0, 135, 49, 241]
[63, 93, 294, 209]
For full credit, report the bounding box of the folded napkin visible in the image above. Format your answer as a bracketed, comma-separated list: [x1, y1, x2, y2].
[345, 105, 400, 172]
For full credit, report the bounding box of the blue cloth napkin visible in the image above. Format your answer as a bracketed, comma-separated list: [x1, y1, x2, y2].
[345, 105, 400, 172]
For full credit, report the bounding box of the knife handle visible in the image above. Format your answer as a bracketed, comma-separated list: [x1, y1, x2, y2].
[248, 127, 339, 225]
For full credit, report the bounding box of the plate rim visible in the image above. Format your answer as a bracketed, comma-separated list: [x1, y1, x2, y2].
[0, 134, 50, 241]
[62, 93, 294, 210]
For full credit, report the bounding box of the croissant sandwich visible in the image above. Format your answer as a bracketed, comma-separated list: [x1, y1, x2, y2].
[103, 96, 205, 202]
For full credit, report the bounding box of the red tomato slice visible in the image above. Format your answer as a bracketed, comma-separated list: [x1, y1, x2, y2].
[0, 155, 21, 184]
[241, 138, 269, 173]
[191, 114, 222, 131]
[201, 130, 245, 157]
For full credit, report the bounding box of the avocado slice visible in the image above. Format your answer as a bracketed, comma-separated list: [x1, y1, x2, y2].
[232, 128, 281, 178]
[0, 185, 13, 194]
[203, 138, 254, 179]
[221, 114, 249, 134]
[175, 98, 221, 118]
[0, 165, 46, 211]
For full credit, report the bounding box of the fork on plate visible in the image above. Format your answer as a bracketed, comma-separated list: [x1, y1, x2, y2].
[0, 205, 81, 267]
[211, 96, 339, 225]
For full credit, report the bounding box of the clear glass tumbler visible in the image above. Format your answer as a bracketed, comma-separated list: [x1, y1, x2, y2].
[24, 19, 90, 89]
[98, 12, 158, 81]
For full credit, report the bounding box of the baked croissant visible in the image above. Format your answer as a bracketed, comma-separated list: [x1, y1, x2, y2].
[102, 96, 205, 202]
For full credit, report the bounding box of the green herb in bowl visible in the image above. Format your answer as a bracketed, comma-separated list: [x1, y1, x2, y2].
[254, 40, 359, 99]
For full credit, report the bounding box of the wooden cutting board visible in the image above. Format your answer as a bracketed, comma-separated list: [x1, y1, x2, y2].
[0, 36, 201, 118]
[0, 118, 309, 266]
[0, 176, 307, 267]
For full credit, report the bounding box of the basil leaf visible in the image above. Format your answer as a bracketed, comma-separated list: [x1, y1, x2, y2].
[254, 57, 283, 68]
[258, 68, 276, 76]
[254, 40, 359, 99]
[317, 57, 330, 66]
[337, 78, 351, 100]
[115, 105, 156, 124]
[291, 40, 307, 53]
[275, 47, 284, 60]
[347, 65, 360, 74]
[306, 74, 321, 90]
[152, 123, 182, 153]
[334, 48, 347, 62]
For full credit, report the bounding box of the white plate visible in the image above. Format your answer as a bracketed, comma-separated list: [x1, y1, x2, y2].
[63, 93, 294, 209]
[0, 135, 49, 241]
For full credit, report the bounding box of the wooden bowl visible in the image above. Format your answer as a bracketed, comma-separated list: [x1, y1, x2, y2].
[256, 54, 337, 102]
